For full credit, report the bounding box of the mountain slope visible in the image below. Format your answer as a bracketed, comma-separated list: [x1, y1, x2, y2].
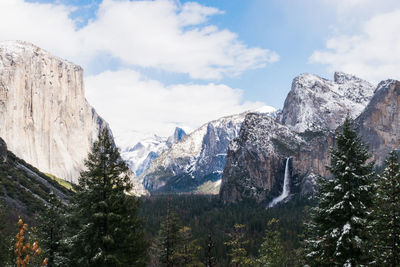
[118, 127, 186, 176]
[142, 113, 247, 193]
[0, 41, 108, 183]
[0, 137, 73, 217]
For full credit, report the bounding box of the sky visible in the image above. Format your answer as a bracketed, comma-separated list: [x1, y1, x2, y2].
[1, 0, 400, 145]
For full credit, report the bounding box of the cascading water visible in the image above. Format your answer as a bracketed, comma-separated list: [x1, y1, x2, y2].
[268, 157, 290, 208]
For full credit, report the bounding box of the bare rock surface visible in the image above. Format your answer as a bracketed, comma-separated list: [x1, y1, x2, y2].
[0, 41, 107, 183]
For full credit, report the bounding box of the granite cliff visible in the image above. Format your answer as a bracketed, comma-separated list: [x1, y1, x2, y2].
[0, 41, 107, 183]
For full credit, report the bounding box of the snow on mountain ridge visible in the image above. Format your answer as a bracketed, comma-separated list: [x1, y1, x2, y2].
[118, 128, 186, 177]
[280, 72, 375, 133]
[142, 112, 249, 192]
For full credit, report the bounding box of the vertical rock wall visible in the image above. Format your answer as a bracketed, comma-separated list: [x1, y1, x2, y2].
[0, 41, 107, 182]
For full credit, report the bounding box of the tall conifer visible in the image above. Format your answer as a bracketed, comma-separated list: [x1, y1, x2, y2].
[154, 201, 181, 267]
[69, 129, 148, 266]
[305, 117, 375, 266]
[256, 218, 285, 267]
[35, 192, 65, 266]
[372, 151, 400, 266]
[225, 224, 254, 267]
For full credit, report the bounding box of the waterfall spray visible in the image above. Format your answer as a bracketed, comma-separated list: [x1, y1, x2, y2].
[268, 157, 290, 208]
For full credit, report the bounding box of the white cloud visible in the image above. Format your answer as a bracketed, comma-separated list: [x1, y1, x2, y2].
[310, 8, 400, 82]
[0, 0, 275, 142]
[85, 70, 266, 143]
[0, 0, 80, 60]
[0, 0, 277, 80]
[322, 0, 400, 21]
[81, 0, 278, 79]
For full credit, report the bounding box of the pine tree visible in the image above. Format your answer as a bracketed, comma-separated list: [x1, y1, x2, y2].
[372, 151, 400, 266]
[175, 226, 204, 267]
[225, 224, 254, 267]
[154, 202, 182, 267]
[35, 192, 66, 266]
[305, 117, 375, 266]
[205, 232, 217, 267]
[256, 218, 285, 267]
[0, 200, 7, 263]
[69, 129, 148, 266]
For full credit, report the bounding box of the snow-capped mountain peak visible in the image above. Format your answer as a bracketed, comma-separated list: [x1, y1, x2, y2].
[118, 128, 186, 177]
[280, 72, 375, 133]
[141, 112, 248, 192]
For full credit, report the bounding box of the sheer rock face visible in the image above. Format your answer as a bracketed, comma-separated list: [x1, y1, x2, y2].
[356, 80, 400, 165]
[0, 41, 108, 183]
[280, 72, 375, 132]
[220, 113, 299, 203]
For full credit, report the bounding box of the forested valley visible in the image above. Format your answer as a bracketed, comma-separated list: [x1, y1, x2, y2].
[1, 118, 400, 266]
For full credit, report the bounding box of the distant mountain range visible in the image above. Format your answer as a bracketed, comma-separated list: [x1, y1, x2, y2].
[118, 127, 187, 177]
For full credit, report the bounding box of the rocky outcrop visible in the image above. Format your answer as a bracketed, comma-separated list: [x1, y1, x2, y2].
[280, 72, 374, 132]
[220, 113, 301, 203]
[356, 80, 400, 165]
[142, 113, 246, 192]
[0, 137, 7, 163]
[0, 41, 108, 183]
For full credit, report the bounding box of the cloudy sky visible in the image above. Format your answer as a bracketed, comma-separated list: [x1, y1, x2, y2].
[1, 0, 400, 144]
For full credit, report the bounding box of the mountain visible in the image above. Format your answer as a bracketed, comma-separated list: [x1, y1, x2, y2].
[220, 72, 390, 204]
[0, 41, 108, 183]
[118, 127, 186, 176]
[280, 72, 375, 132]
[141, 113, 248, 193]
[0, 137, 73, 218]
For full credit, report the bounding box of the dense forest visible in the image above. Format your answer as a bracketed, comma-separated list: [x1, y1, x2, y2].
[1, 117, 400, 266]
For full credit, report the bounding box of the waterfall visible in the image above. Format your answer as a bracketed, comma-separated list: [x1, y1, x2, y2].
[268, 158, 290, 208]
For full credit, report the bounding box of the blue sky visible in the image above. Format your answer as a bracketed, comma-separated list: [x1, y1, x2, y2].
[3, 0, 400, 144]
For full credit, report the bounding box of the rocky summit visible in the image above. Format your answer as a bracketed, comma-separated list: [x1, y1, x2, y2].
[220, 72, 399, 204]
[280, 72, 375, 132]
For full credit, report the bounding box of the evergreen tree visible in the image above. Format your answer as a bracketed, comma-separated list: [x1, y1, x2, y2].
[35, 192, 66, 266]
[372, 151, 400, 266]
[256, 218, 285, 267]
[0, 200, 7, 263]
[154, 202, 182, 267]
[69, 129, 148, 266]
[225, 224, 254, 267]
[305, 117, 375, 266]
[176, 226, 204, 267]
[205, 232, 217, 267]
